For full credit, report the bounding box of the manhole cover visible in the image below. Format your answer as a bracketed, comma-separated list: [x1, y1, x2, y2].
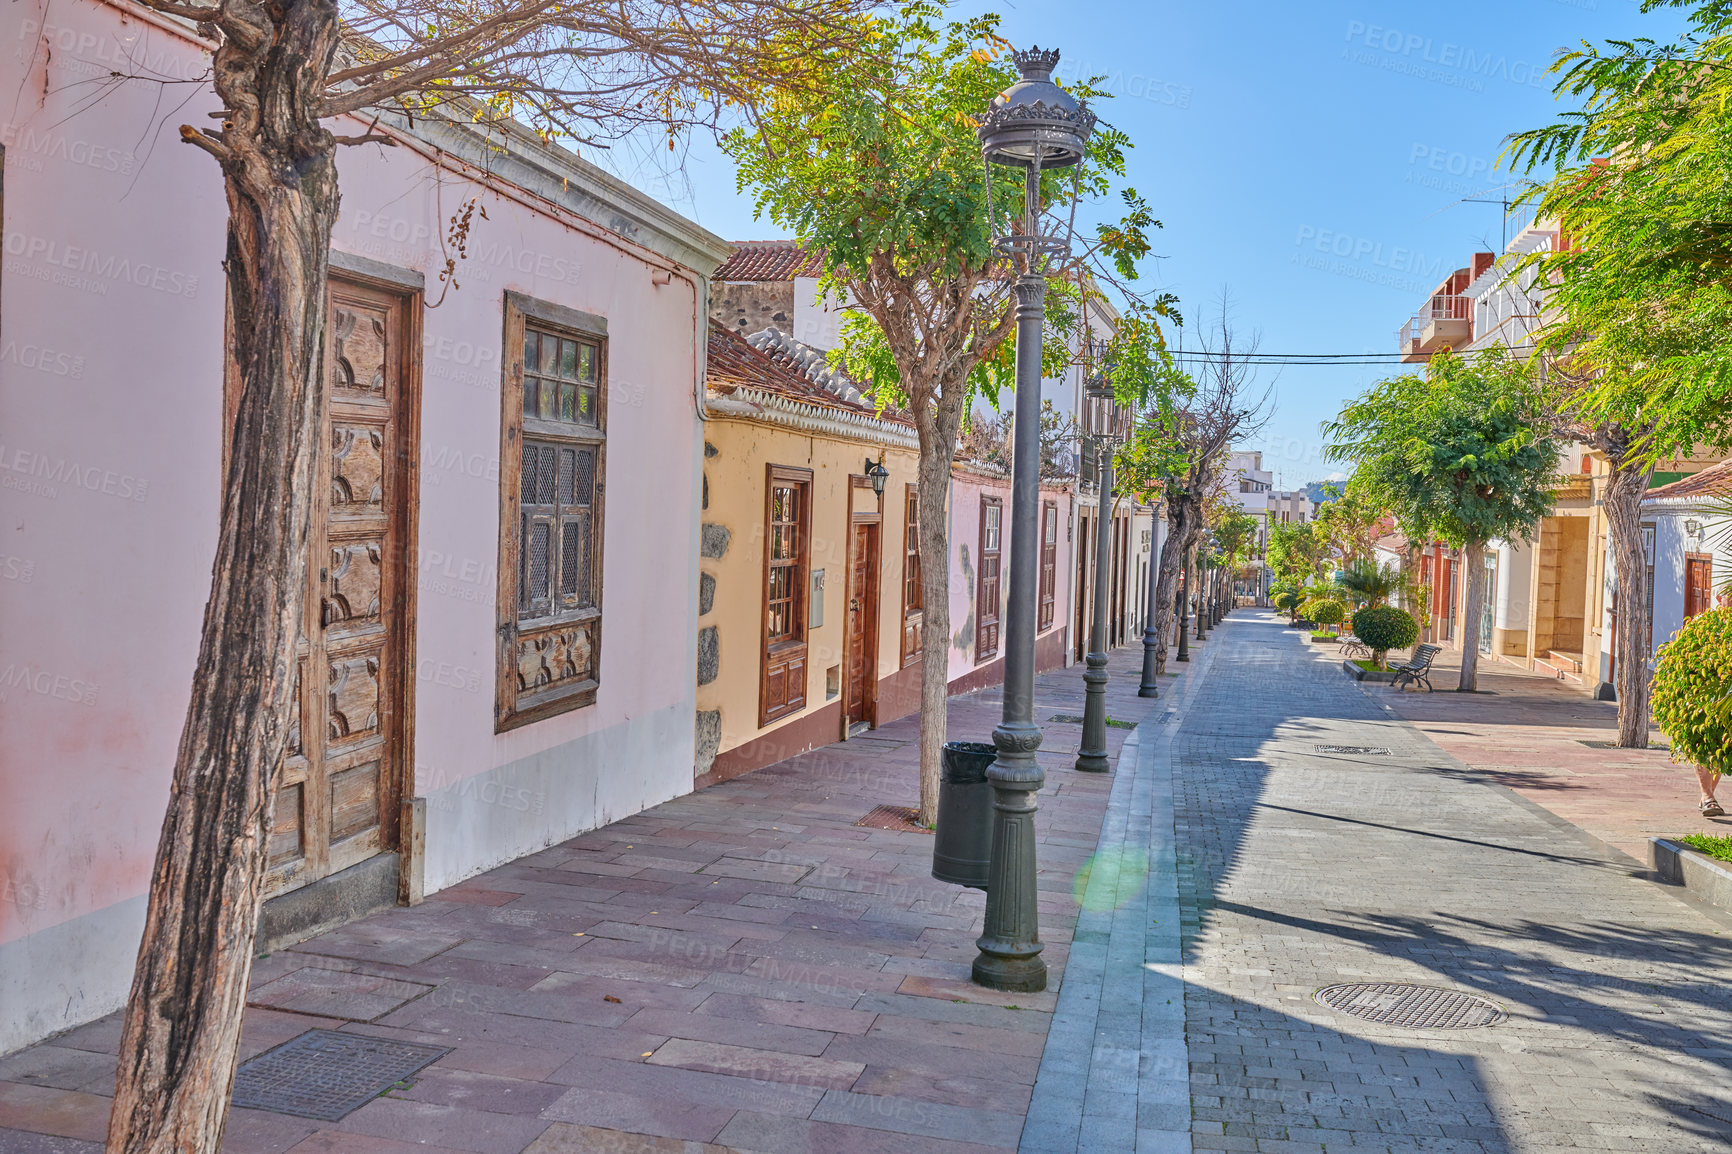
[232, 1029, 450, 1120]
[1315, 745, 1389, 756]
[1314, 983, 1503, 1029]
[856, 804, 930, 834]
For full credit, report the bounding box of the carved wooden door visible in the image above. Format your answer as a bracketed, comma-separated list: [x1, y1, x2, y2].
[267, 277, 410, 895]
[846, 521, 875, 726]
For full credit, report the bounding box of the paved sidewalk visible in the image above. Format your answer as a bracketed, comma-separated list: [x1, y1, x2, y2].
[0, 642, 1195, 1154]
[1360, 644, 1731, 862]
[1179, 612, 1732, 1153]
[1021, 628, 1219, 1154]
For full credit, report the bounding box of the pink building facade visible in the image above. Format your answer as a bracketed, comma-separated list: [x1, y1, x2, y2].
[1, 0, 729, 1053]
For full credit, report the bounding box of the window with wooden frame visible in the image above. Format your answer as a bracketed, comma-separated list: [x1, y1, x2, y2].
[976, 496, 1002, 662]
[761, 464, 813, 726]
[495, 292, 608, 731]
[1038, 499, 1058, 631]
[901, 484, 923, 666]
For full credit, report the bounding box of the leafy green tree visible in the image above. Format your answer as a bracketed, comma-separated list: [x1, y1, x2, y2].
[1266, 520, 1324, 593]
[1325, 349, 1562, 691]
[1312, 478, 1390, 569]
[724, 3, 1169, 821]
[1506, 0, 1732, 743]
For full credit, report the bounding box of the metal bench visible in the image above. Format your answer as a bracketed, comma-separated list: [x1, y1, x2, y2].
[1337, 633, 1370, 659]
[1391, 644, 1442, 692]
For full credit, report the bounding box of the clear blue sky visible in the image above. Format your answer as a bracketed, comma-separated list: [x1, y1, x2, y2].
[606, 0, 1685, 490]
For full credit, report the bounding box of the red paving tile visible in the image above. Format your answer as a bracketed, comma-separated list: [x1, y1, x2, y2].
[1, 645, 1180, 1152]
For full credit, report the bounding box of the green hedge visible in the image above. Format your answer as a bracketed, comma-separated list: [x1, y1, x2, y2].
[1653, 607, 1732, 779]
[1352, 606, 1418, 664]
[1305, 598, 1345, 626]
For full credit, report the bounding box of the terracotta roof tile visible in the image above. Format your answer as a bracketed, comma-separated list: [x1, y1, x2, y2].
[1646, 458, 1732, 501]
[706, 322, 913, 429]
[714, 240, 824, 282]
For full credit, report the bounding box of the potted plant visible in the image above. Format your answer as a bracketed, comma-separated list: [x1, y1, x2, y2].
[1306, 598, 1346, 638]
[1351, 605, 1419, 671]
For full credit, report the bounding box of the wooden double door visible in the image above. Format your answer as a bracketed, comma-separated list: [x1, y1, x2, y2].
[266, 275, 418, 896]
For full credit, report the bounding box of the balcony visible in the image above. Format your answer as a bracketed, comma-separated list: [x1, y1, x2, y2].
[1396, 294, 1471, 362]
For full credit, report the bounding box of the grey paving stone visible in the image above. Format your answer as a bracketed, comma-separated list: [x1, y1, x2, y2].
[1170, 612, 1732, 1154]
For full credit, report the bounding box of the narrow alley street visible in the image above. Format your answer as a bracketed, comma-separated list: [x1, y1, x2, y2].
[6, 613, 1732, 1152]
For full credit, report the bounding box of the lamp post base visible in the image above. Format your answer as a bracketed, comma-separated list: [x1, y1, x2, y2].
[972, 948, 1048, 992]
[1075, 651, 1110, 772]
[973, 723, 1047, 993]
[1138, 627, 1161, 698]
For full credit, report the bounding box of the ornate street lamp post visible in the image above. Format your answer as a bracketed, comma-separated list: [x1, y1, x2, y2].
[972, 46, 1093, 993]
[1077, 371, 1122, 771]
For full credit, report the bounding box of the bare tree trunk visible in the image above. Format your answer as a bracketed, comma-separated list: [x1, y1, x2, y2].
[1458, 539, 1487, 693]
[913, 396, 964, 827]
[1194, 545, 1208, 641]
[1604, 458, 1655, 747]
[1150, 496, 1196, 675]
[109, 7, 341, 1151]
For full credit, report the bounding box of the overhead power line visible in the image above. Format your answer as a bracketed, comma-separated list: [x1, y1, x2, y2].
[1168, 343, 1538, 368]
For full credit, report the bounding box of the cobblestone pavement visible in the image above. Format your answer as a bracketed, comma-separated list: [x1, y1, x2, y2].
[1178, 612, 1732, 1153]
[1366, 645, 1732, 863]
[0, 645, 1175, 1154]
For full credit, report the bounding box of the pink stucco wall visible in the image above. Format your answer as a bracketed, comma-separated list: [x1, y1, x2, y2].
[0, 0, 721, 1052]
[944, 471, 1073, 682]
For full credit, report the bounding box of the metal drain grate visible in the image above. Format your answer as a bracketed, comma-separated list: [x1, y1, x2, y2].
[856, 804, 931, 834]
[232, 1029, 450, 1120]
[1315, 745, 1389, 756]
[1315, 983, 1504, 1029]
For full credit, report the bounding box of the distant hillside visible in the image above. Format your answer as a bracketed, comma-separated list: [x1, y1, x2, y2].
[1305, 481, 1340, 505]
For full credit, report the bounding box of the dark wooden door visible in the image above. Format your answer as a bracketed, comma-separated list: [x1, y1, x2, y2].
[1686, 554, 1714, 620]
[846, 520, 879, 727]
[1074, 511, 1091, 661]
[267, 276, 412, 896]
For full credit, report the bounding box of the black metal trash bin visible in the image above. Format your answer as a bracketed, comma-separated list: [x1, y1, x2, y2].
[931, 741, 997, 890]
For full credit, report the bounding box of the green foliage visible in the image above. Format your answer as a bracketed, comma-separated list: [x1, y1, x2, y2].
[1337, 560, 1400, 608]
[1652, 606, 1732, 778]
[1506, 0, 1732, 465]
[724, 2, 1173, 417]
[1324, 348, 1562, 551]
[1113, 354, 1201, 506]
[1352, 606, 1419, 667]
[1311, 479, 1390, 567]
[1266, 520, 1324, 590]
[1272, 588, 1301, 613]
[1680, 834, 1732, 863]
[1211, 509, 1262, 571]
[725, 3, 1008, 288]
[1305, 598, 1346, 627]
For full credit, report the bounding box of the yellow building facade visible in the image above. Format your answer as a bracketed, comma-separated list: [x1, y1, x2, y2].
[695, 324, 923, 784]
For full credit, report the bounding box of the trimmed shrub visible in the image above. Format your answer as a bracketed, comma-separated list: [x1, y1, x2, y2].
[1272, 589, 1301, 621]
[1306, 598, 1346, 627]
[1352, 606, 1418, 669]
[1652, 607, 1732, 780]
